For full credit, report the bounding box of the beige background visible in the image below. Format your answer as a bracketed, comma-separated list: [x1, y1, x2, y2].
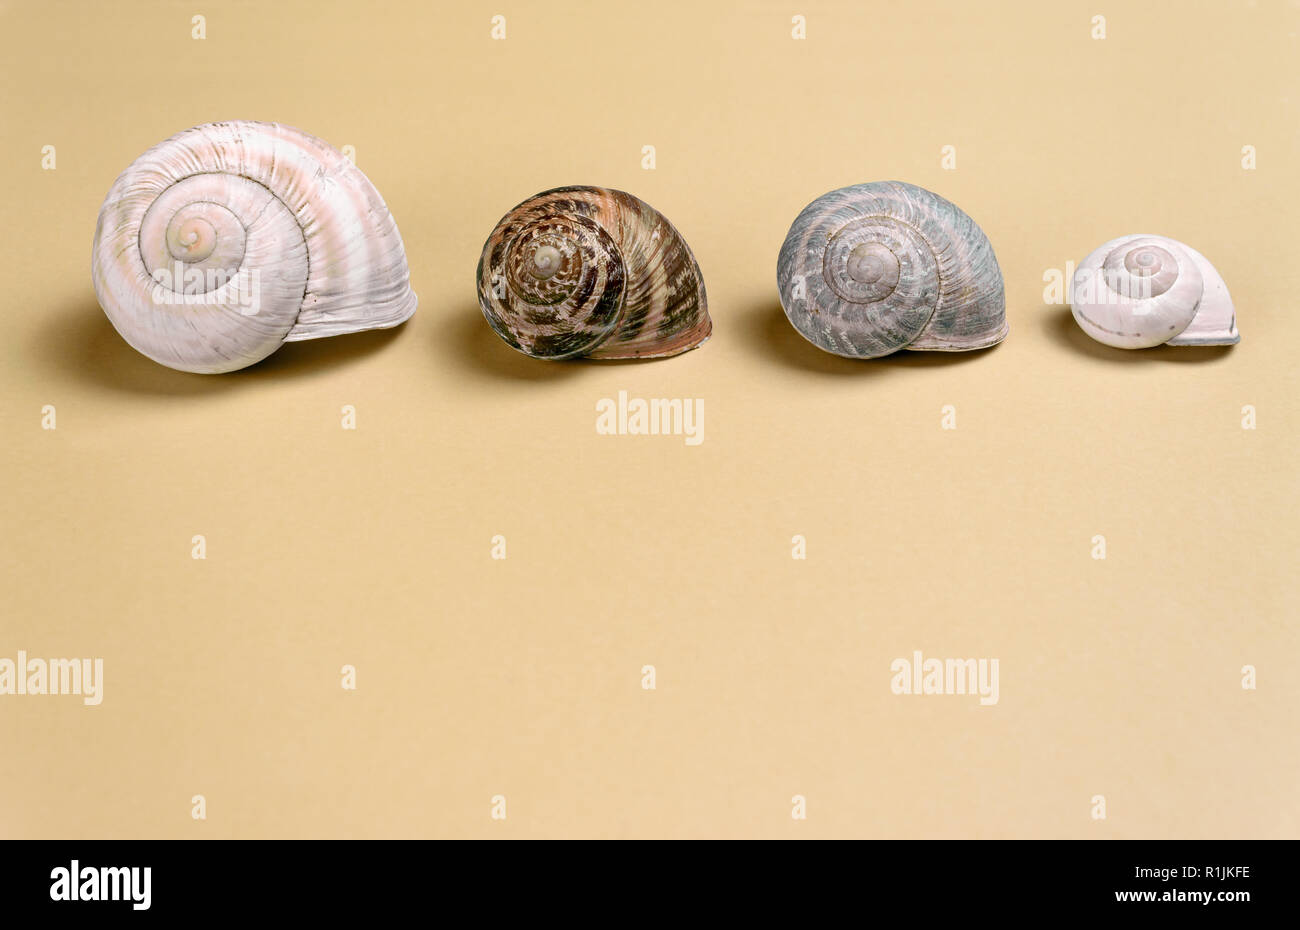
[1, 0, 1296, 838]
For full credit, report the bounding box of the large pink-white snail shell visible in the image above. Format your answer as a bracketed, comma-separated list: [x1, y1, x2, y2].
[91, 120, 417, 373]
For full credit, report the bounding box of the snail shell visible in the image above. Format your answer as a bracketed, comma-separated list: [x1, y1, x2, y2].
[91, 121, 417, 373]
[776, 181, 1007, 358]
[1069, 235, 1238, 349]
[476, 187, 710, 360]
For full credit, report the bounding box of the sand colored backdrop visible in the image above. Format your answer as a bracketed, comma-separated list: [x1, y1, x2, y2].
[0, 0, 1296, 838]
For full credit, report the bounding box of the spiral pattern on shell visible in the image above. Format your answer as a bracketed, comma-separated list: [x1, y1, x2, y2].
[477, 187, 710, 360]
[776, 181, 1007, 358]
[1069, 234, 1237, 349]
[91, 121, 417, 373]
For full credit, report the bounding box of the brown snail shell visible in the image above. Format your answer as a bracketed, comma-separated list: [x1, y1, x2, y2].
[476, 187, 710, 360]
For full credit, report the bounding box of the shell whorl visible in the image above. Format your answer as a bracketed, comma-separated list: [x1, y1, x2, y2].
[776, 181, 1007, 358]
[1069, 234, 1238, 349]
[476, 187, 710, 360]
[91, 121, 417, 373]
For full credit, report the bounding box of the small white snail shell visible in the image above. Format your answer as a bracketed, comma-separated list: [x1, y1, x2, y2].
[776, 181, 1007, 359]
[1068, 234, 1238, 349]
[91, 121, 417, 373]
